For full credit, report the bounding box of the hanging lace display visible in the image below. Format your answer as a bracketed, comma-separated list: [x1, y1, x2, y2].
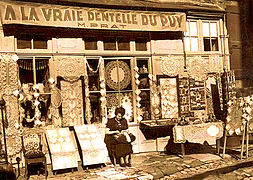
[85, 56, 102, 74]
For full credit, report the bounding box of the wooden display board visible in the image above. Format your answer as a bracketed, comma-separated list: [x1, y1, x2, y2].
[74, 124, 108, 166]
[46, 128, 78, 170]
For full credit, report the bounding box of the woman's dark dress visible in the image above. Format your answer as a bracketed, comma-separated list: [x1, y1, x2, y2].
[104, 117, 133, 163]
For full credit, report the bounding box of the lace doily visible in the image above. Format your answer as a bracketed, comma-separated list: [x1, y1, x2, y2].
[121, 93, 133, 121]
[161, 56, 183, 76]
[106, 93, 122, 108]
[105, 61, 131, 90]
[187, 56, 207, 81]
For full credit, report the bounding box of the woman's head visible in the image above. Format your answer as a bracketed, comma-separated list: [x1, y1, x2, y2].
[115, 107, 125, 119]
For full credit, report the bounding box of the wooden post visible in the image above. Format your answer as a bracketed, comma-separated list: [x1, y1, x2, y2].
[181, 143, 185, 156]
[33, 56, 36, 85]
[222, 130, 228, 158]
[246, 121, 249, 158]
[217, 139, 221, 155]
[240, 123, 246, 160]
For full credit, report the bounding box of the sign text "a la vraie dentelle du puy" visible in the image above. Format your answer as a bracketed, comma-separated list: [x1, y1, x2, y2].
[0, 1, 186, 31]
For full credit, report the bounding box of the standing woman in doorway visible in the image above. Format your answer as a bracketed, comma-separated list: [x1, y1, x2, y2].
[104, 107, 135, 167]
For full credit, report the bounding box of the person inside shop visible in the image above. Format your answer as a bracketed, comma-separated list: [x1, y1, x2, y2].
[104, 106, 135, 167]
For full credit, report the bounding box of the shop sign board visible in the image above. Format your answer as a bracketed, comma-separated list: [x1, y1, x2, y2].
[0, 1, 186, 31]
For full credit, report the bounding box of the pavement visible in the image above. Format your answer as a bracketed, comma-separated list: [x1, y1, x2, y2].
[14, 143, 253, 180]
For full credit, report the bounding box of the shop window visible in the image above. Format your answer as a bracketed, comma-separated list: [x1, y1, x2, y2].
[18, 60, 34, 84]
[104, 58, 133, 122]
[135, 38, 148, 51]
[203, 22, 219, 51]
[86, 58, 101, 123]
[18, 58, 51, 128]
[184, 21, 199, 51]
[18, 58, 50, 85]
[17, 37, 48, 49]
[136, 58, 151, 120]
[84, 37, 97, 50]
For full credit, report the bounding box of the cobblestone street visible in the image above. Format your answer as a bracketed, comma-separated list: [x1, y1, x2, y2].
[15, 145, 253, 180]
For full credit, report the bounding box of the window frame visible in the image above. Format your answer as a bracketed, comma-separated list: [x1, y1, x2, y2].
[18, 56, 52, 127]
[184, 19, 221, 54]
[103, 36, 131, 51]
[83, 36, 98, 50]
[202, 20, 220, 52]
[184, 20, 200, 52]
[103, 57, 135, 122]
[16, 38, 48, 50]
[18, 57, 50, 90]
[135, 37, 148, 51]
[135, 57, 152, 121]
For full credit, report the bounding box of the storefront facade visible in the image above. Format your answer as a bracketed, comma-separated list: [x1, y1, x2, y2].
[0, 0, 228, 165]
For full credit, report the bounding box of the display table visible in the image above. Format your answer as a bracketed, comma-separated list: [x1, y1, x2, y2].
[139, 120, 175, 152]
[46, 128, 78, 171]
[139, 119, 177, 139]
[74, 124, 108, 166]
[173, 121, 224, 156]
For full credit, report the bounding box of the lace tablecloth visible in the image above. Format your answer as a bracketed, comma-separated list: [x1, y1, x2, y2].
[173, 122, 224, 145]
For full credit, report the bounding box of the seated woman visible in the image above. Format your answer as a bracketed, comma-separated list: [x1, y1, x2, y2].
[104, 107, 135, 167]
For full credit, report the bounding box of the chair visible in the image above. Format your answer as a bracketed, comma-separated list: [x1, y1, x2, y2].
[21, 133, 47, 179]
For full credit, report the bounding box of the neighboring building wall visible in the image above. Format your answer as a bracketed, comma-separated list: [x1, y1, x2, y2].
[227, 0, 253, 87]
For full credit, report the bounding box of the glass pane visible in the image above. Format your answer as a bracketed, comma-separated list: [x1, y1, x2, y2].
[87, 59, 99, 75]
[35, 59, 49, 83]
[87, 59, 100, 91]
[136, 38, 147, 51]
[118, 37, 130, 51]
[121, 59, 132, 90]
[104, 37, 116, 50]
[210, 23, 218, 36]
[90, 93, 101, 123]
[204, 37, 211, 51]
[211, 38, 219, 51]
[185, 21, 190, 36]
[140, 90, 151, 120]
[33, 39, 48, 49]
[190, 21, 197, 36]
[184, 37, 190, 51]
[105, 60, 118, 91]
[17, 39, 31, 49]
[203, 22, 210, 37]
[191, 38, 199, 51]
[85, 37, 97, 50]
[18, 60, 34, 84]
[137, 60, 149, 74]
